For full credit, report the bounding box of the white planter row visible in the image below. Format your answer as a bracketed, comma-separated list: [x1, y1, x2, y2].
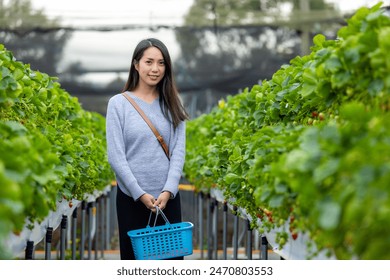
[4, 185, 112, 258]
[210, 188, 335, 260]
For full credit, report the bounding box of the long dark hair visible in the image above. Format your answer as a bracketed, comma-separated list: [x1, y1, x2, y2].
[122, 38, 188, 128]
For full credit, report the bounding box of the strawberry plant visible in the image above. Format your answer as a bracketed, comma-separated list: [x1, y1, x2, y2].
[184, 3, 390, 259]
[0, 44, 114, 258]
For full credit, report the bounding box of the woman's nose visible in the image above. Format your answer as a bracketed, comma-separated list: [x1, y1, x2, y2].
[151, 63, 159, 71]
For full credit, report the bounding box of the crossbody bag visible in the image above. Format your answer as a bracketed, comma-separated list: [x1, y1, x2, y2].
[121, 93, 170, 160]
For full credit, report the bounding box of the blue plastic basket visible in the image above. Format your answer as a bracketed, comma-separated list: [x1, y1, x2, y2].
[127, 207, 194, 260]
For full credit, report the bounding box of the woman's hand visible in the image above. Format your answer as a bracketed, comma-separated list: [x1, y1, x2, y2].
[139, 193, 156, 211]
[153, 191, 172, 211]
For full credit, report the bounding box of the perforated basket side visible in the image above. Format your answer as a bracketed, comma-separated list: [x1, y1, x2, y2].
[128, 222, 193, 260]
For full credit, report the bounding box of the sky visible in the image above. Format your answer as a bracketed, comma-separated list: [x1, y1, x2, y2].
[29, 0, 390, 26]
[327, 0, 390, 12]
[30, 0, 194, 27]
[28, 0, 194, 78]
[26, 0, 390, 84]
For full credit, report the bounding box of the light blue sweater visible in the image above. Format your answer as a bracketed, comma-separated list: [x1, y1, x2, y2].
[106, 91, 186, 201]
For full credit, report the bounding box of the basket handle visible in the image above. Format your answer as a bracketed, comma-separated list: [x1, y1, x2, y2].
[146, 206, 172, 228]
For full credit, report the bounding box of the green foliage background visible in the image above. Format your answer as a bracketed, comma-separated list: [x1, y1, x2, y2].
[0, 44, 114, 259]
[184, 3, 390, 259]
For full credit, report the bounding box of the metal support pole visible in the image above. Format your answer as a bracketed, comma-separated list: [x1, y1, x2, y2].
[198, 192, 204, 259]
[105, 194, 111, 250]
[100, 195, 105, 259]
[95, 198, 99, 260]
[207, 194, 212, 259]
[233, 205, 239, 260]
[246, 220, 252, 260]
[222, 202, 228, 260]
[60, 215, 67, 260]
[80, 201, 86, 260]
[261, 235, 268, 260]
[254, 231, 260, 251]
[25, 240, 34, 260]
[213, 199, 218, 260]
[87, 202, 94, 260]
[71, 207, 77, 259]
[45, 227, 53, 260]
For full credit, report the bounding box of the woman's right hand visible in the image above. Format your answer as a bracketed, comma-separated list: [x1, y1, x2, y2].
[139, 193, 157, 212]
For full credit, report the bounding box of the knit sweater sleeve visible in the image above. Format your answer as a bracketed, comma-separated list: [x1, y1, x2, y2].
[106, 96, 145, 201]
[162, 120, 186, 198]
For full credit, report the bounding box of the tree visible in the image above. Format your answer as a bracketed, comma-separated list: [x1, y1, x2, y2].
[0, 0, 71, 76]
[174, 0, 343, 117]
[184, 0, 338, 28]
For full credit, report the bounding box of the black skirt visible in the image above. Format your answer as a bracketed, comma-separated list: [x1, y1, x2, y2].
[116, 185, 183, 260]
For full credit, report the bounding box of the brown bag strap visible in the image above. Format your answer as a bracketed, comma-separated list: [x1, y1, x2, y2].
[121, 93, 170, 160]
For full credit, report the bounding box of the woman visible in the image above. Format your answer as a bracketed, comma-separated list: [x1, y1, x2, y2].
[106, 38, 189, 260]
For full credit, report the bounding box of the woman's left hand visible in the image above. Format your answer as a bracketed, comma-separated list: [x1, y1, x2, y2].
[154, 191, 172, 211]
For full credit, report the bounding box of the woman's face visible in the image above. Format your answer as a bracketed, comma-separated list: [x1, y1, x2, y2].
[135, 46, 165, 88]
